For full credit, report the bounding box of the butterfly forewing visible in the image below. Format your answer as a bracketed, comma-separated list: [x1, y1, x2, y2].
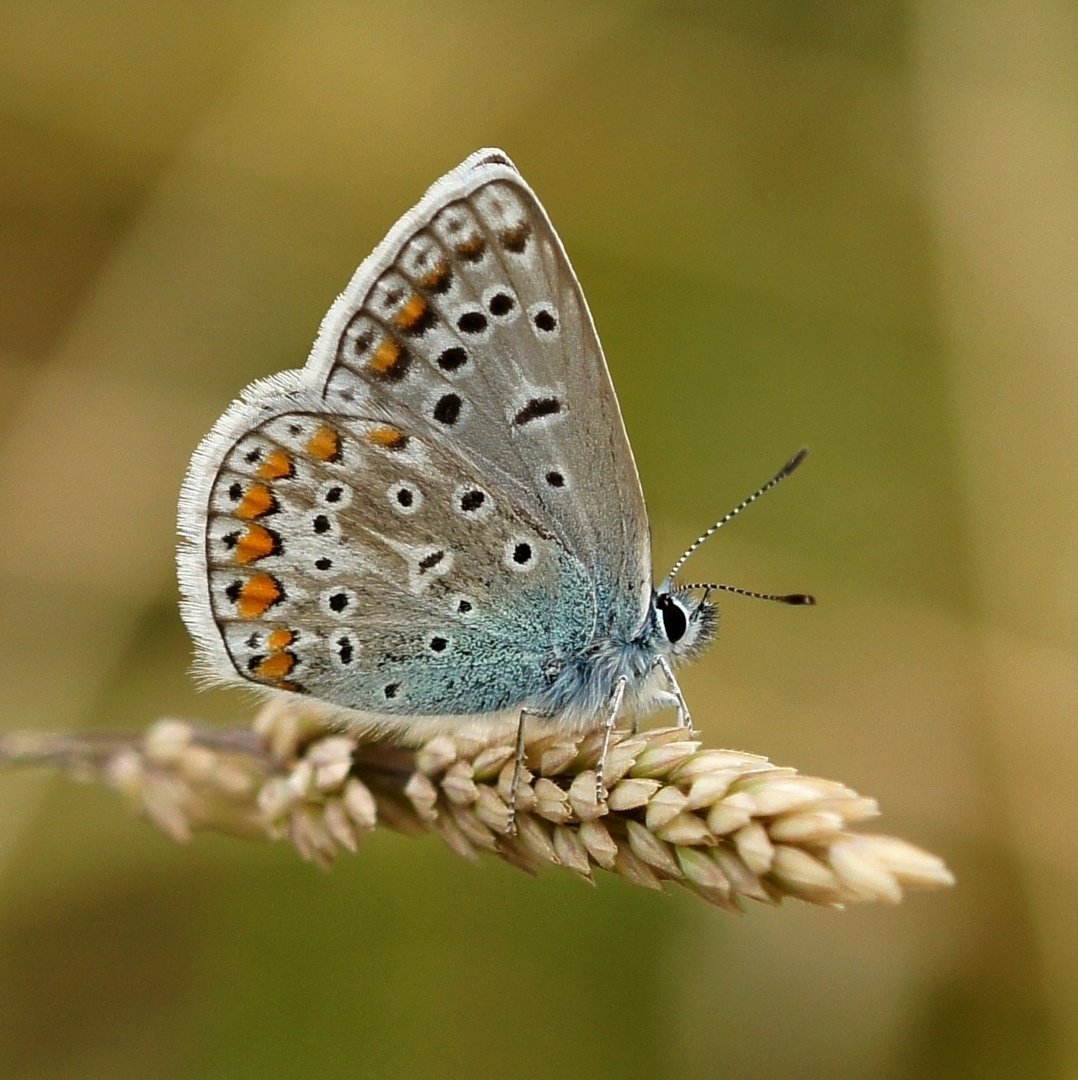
[313, 154, 652, 640]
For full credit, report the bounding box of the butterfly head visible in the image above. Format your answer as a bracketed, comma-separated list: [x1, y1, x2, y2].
[651, 584, 718, 663]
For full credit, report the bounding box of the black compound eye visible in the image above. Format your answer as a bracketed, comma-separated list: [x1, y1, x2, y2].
[658, 595, 687, 643]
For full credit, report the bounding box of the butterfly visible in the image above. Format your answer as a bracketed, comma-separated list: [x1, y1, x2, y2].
[177, 148, 811, 820]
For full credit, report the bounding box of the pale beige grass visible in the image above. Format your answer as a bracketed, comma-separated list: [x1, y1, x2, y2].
[0, 700, 953, 910]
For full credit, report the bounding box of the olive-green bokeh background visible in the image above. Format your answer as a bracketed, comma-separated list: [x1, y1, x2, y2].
[2, 2, 1076, 1078]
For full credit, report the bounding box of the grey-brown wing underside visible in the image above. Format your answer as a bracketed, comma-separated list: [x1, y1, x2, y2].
[197, 410, 594, 716]
[307, 150, 652, 640]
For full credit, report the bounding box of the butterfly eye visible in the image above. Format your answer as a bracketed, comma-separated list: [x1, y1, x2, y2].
[657, 594, 688, 644]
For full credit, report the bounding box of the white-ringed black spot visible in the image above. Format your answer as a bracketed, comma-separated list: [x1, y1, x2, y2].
[545, 470, 565, 488]
[383, 682, 400, 699]
[337, 636, 354, 664]
[315, 557, 332, 571]
[313, 514, 331, 534]
[452, 484, 492, 521]
[429, 636, 448, 653]
[533, 308, 557, 333]
[228, 482, 243, 501]
[437, 346, 467, 371]
[387, 481, 423, 515]
[488, 292, 514, 317]
[457, 598, 473, 614]
[514, 397, 561, 426]
[317, 480, 353, 510]
[504, 538, 538, 573]
[328, 592, 349, 613]
[457, 311, 488, 334]
[419, 550, 445, 572]
[433, 394, 462, 425]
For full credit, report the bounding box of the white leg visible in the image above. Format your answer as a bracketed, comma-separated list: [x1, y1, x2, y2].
[506, 709, 529, 836]
[655, 655, 694, 737]
[595, 676, 628, 803]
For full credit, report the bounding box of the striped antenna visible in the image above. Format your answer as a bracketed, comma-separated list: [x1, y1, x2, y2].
[678, 582, 816, 611]
[662, 448, 810, 587]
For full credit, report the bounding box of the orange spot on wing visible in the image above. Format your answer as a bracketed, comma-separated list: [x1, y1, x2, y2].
[418, 260, 451, 292]
[369, 339, 404, 375]
[306, 425, 341, 462]
[455, 235, 485, 259]
[233, 524, 278, 565]
[499, 222, 531, 253]
[367, 426, 408, 451]
[236, 483, 276, 520]
[392, 293, 429, 332]
[266, 628, 294, 650]
[254, 651, 296, 679]
[258, 449, 294, 480]
[236, 572, 283, 618]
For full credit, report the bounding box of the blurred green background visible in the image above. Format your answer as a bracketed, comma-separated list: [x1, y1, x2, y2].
[1, 2, 1076, 1077]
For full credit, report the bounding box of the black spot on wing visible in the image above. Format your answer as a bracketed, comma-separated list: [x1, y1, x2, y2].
[514, 397, 561, 426]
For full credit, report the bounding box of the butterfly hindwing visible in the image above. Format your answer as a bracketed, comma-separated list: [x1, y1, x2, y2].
[199, 408, 594, 716]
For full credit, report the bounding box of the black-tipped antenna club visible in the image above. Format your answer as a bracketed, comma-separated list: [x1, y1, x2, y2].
[679, 582, 816, 613]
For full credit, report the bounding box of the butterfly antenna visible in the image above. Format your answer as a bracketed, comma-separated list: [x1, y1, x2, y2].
[662, 448, 809, 588]
[678, 582, 815, 617]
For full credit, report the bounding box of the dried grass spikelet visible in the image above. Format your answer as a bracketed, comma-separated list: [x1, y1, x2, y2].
[0, 700, 954, 910]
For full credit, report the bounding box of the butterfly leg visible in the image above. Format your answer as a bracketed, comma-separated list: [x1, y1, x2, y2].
[507, 708, 551, 836]
[595, 675, 629, 804]
[654, 655, 694, 737]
